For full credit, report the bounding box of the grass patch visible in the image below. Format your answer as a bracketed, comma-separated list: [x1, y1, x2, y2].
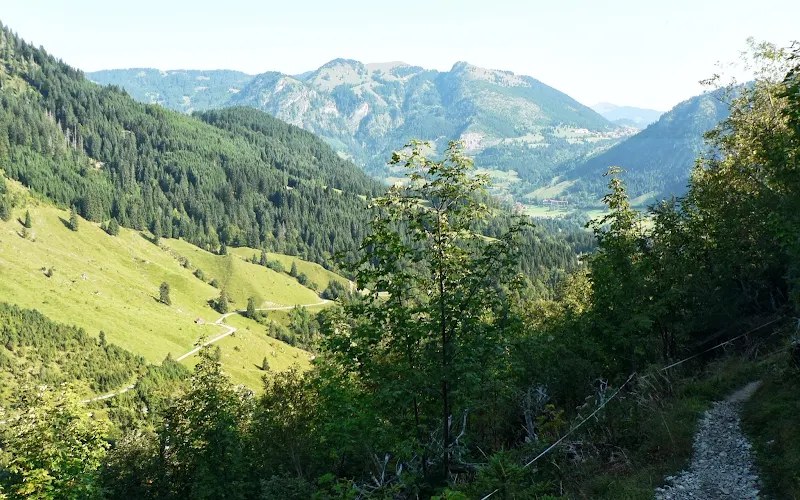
[164, 239, 322, 307]
[229, 246, 348, 292]
[203, 314, 312, 391]
[0, 193, 215, 364]
[742, 347, 800, 499]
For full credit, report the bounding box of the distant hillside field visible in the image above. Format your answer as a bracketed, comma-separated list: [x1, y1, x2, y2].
[0, 179, 338, 389]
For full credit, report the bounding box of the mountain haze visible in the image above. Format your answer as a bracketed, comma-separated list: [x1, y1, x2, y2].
[591, 102, 663, 129]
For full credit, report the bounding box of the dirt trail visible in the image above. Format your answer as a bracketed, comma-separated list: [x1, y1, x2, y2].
[655, 381, 762, 499]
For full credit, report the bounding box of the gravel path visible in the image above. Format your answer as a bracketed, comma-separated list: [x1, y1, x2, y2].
[655, 381, 762, 500]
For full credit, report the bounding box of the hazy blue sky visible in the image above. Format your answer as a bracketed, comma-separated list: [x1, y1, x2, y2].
[2, 0, 797, 110]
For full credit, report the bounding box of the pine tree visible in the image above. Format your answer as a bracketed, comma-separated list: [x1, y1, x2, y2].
[153, 220, 162, 245]
[0, 198, 10, 222]
[23, 210, 32, 228]
[98, 331, 106, 347]
[260, 249, 268, 267]
[159, 282, 171, 306]
[246, 296, 257, 319]
[68, 206, 79, 231]
[260, 357, 270, 371]
[107, 217, 119, 236]
[289, 262, 298, 277]
[216, 290, 229, 314]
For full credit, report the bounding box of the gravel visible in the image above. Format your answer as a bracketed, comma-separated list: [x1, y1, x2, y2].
[655, 381, 762, 500]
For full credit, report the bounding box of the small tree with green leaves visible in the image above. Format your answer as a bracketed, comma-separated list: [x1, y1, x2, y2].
[289, 261, 298, 277]
[325, 140, 528, 480]
[23, 210, 31, 228]
[68, 206, 79, 231]
[0, 386, 109, 498]
[159, 282, 171, 306]
[260, 357, 270, 371]
[0, 198, 10, 221]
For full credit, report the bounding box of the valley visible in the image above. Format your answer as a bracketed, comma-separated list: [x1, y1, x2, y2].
[0, 11, 798, 500]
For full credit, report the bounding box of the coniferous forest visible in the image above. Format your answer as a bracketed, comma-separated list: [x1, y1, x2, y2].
[0, 16, 799, 500]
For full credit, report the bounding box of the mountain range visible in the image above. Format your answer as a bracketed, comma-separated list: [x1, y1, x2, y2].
[90, 63, 728, 205]
[89, 62, 635, 201]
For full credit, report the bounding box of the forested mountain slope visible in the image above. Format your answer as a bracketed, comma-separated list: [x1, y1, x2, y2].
[90, 60, 634, 198]
[568, 90, 730, 203]
[0, 23, 382, 267]
[87, 68, 253, 113]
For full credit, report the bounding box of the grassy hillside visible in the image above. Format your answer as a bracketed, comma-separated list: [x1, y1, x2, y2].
[163, 239, 323, 307]
[0, 179, 328, 389]
[229, 246, 349, 291]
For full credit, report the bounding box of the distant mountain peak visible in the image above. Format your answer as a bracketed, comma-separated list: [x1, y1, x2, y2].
[591, 102, 664, 129]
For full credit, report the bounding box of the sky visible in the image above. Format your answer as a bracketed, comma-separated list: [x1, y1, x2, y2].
[2, 0, 798, 111]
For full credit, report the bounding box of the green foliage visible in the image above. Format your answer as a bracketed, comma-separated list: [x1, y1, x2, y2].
[158, 282, 171, 306]
[106, 217, 119, 236]
[0, 386, 109, 499]
[321, 279, 350, 301]
[742, 357, 800, 499]
[214, 289, 230, 314]
[0, 25, 381, 269]
[68, 206, 78, 232]
[325, 140, 527, 481]
[0, 302, 144, 398]
[246, 296, 257, 319]
[22, 210, 30, 229]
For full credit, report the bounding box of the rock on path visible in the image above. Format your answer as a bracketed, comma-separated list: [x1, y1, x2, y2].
[655, 381, 762, 500]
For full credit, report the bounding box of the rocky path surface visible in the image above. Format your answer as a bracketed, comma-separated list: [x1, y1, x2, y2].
[655, 381, 762, 499]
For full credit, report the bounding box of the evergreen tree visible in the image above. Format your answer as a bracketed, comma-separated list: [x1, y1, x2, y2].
[260, 249, 268, 267]
[246, 296, 257, 319]
[289, 262, 298, 277]
[153, 220, 162, 245]
[99, 330, 106, 347]
[159, 282, 171, 306]
[23, 209, 31, 228]
[107, 217, 120, 236]
[0, 198, 10, 221]
[216, 290, 229, 314]
[68, 206, 79, 231]
[260, 356, 270, 371]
